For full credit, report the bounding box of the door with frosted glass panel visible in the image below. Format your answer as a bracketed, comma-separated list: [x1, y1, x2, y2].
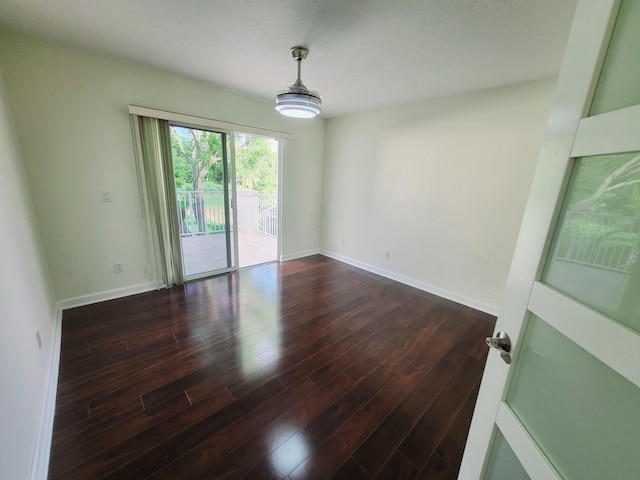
[460, 1, 640, 478]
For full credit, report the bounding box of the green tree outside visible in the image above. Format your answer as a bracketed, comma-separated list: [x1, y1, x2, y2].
[555, 152, 640, 268]
[234, 134, 278, 195]
[170, 128, 277, 195]
[170, 127, 278, 235]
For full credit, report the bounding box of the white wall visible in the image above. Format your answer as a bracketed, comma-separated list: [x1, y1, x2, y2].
[0, 72, 56, 479]
[0, 32, 325, 303]
[322, 79, 556, 312]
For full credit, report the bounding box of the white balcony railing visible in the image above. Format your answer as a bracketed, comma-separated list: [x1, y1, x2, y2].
[176, 190, 277, 237]
[553, 210, 639, 273]
[176, 191, 225, 236]
[258, 193, 278, 237]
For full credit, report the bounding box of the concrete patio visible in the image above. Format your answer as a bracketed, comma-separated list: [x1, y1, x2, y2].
[181, 232, 277, 277]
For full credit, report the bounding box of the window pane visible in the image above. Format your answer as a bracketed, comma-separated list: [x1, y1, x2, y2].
[590, 0, 640, 115]
[542, 153, 640, 333]
[483, 430, 530, 480]
[507, 315, 640, 480]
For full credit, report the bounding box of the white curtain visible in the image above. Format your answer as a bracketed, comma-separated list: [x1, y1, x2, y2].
[130, 115, 184, 288]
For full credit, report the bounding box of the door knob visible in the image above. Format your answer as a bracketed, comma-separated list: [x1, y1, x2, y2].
[486, 331, 512, 364]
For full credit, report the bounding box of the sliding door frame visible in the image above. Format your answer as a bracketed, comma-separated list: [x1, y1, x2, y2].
[129, 105, 290, 281]
[171, 124, 239, 281]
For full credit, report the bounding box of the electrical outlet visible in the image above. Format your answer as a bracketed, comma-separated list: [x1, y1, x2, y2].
[113, 262, 123, 273]
[101, 191, 112, 202]
[385, 251, 391, 260]
[341, 239, 345, 247]
[35, 330, 42, 350]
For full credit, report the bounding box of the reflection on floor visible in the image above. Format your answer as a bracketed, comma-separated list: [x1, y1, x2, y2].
[181, 232, 277, 275]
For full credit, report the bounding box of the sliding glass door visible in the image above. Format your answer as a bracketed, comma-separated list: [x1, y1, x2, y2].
[234, 133, 279, 267]
[169, 125, 237, 279]
[130, 104, 288, 286]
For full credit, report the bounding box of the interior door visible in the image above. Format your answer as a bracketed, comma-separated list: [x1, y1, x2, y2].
[459, 1, 640, 478]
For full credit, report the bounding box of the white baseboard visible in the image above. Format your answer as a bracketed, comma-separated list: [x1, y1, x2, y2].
[280, 248, 321, 262]
[57, 282, 158, 311]
[30, 306, 63, 480]
[320, 250, 500, 316]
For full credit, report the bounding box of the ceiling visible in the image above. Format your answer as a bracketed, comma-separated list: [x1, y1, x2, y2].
[0, 0, 578, 118]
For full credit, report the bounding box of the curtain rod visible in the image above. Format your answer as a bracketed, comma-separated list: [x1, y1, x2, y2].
[128, 104, 295, 141]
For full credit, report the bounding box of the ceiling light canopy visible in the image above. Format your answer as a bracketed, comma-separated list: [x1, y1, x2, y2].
[275, 46, 321, 119]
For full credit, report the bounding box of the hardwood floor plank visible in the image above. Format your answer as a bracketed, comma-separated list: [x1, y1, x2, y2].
[432, 380, 482, 474]
[416, 451, 456, 480]
[276, 331, 360, 388]
[48, 392, 190, 478]
[379, 310, 453, 374]
[50, 396, 142, 456]
[275, 291, 415, 389]
[85, 339, 228, 416]
[58, 334, 179, 383]
[139, 321, 318, 407]
[144, 378, 319, 479]
[243, 364, 396, 479]
[55, 335, 207, 411]
[52, 381, 275, 480]
[224, 326, 333, 398]
[398, 356, 485, 470]
[287, 362, 429, 480]
[352, 315, 491, 477]
[352, 357, 458, 477]
[51, 402, 87, 432]
[330, 457, 371, 480]
[191, 373, 357, 480]
[48, 256, 495, 479]
[97, 378, 285, 480]
[373, 451, 419, 480]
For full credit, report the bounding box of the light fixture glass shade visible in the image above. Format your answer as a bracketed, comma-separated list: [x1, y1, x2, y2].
[275, 90, 322, 118]
[275, 46, 321, 118]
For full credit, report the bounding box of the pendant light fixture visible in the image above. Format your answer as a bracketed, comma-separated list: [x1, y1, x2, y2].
[275, 46, 321, 118]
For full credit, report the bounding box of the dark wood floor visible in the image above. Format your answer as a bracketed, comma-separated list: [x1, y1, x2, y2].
[49, 255, 495, 479]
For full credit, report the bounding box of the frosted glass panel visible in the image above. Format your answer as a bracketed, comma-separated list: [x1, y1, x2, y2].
[483, 430, 529, 480]
[590, 0, 640, 115]
[542, 153, 640, 332]
[507, 315, 640, 480]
